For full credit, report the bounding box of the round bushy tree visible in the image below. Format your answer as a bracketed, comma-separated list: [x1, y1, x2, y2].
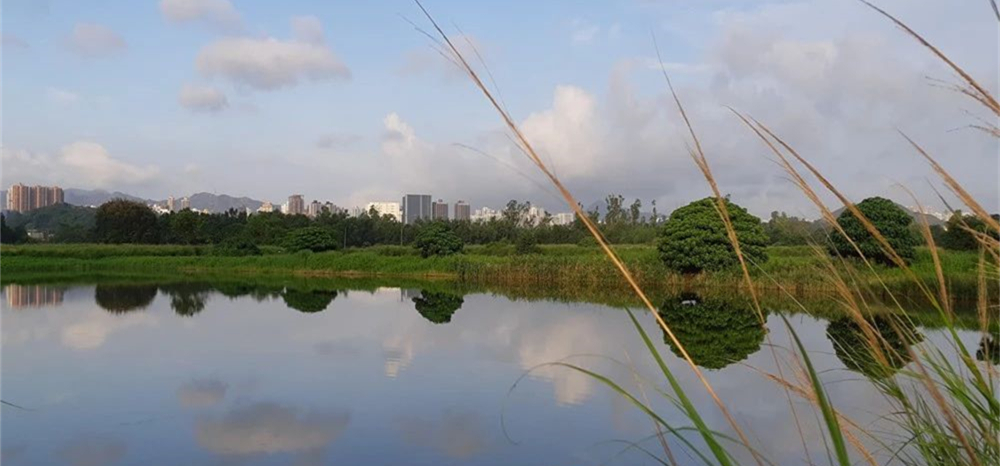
[829, 197, 917, 265]
[94, 284, 158, 314]
[95, 199, 160, 244]
[282, 289, 338, 313]
[658, 293, 767, 370]
[414, 222, 464, 258]
[283, 227, 338, 253]
[658, 197, 768, 274]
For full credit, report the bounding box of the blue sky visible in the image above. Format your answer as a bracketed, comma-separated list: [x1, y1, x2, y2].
[2, 0, 997, 216]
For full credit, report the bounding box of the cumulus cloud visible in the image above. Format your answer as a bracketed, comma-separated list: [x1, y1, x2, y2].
[195, 18, 349, 90]
[1, 142, 159, 190]
[178, 84, 228, 113]
[196, 402, 350, 459]
[177, 378, 228, 408]
[66, 23, 126, 58]
[159, 0, 241, 30]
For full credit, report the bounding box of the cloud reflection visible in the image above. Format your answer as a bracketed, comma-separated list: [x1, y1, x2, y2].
[57, 437, 126, 466]
[177, 378, 228, 408]
[395, 409, 492, 459]
[195, 402, 349, 460]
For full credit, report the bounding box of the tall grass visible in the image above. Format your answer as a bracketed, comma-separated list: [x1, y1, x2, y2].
[415, 0, 999, 464]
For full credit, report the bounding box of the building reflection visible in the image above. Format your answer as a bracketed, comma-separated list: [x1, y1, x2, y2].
[4, 284, 65, 308]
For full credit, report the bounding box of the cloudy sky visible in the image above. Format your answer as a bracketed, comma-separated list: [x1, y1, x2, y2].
[2, 0, 997, 217]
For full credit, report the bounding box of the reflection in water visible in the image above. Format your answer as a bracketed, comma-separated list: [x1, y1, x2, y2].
[977, 331, 999, 365]
[395, 409, 492, 459]
[282, 289, 338, 313]
[658, 293, 768, 370]
[177, 378, 229, 408]
[159, 283, 213, 317]
[195, 402, 350, 461]
[57, 436, 126, 466]
[826, 315, 923, 379]
[94, 284, 157, 314]
[4, 284, 64, 308]
[411, 290, 464, 324]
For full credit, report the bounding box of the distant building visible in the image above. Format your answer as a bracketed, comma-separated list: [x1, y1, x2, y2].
[179, 197, 191, 210]
[551, 212, 576, 226]
[5, 183, 64, 213]
[471, 207, 501, 222]
[402, 194, 432, 224]
[454, 201, 471, 221]
[307, 200, 323, 218]
[432, 199, 449, 221]
[324, 202, 345, 215]
[366, 201, 401, 221]
[166, 196, 176, 212]
[288, 194, 305, 215]
[258, 201, 274, 213]
[526, 205, 547, 226]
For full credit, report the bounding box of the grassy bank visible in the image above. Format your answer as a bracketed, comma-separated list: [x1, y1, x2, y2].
[1, 243, 989, 296]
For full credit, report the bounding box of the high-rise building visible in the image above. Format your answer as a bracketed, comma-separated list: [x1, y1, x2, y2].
[402, 194, 432, 224]
[288, 194, 305, 215]
[166, 196, 176, 212]
[5, 184, 64, 213]
[366, 202, 401, 221]
[471, 207, 501, 222]
[258, 201, 274, 213]
[307, 200, 323, 218]
[454, 201, 471, 221]
[180, 197, 191, 210]
[551, 212, 576, 226]
[432, 199, 449, 221]
[5, 284, 64, 308]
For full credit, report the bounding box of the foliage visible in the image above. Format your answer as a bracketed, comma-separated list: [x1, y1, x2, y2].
[825, 315, 923, 379]
[413, 222, 464, 258]
[514, 230, 541, 254]
[764, 211, 819, 245]
[412, 290, 464, 324]
[282, 288, 337, 313]
[658, 293, 768, 369]
[94, 284, 158, 314]
[94, 199, 161, 244]
[283, 227, 338, 253]
[829, 197, 917, 265]
[658, 197, 769, 274]
[1, 214, 28, 244]
[939, 211, 998, 250]
[213, 236, 262, 256]
[159, 283, 212, 316]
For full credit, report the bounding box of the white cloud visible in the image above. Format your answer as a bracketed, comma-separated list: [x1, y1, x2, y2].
[61, 310, 157, 350]
[1, 142, 160, 190]
[570, 19, 601, 45]
[291, 15, 325, 44]
[520, 85, 603, 180]
[66, 23, 126, 58]
[196, 18, 349, 90]
[46, 87, 79, 105]
[159, 0, 241, 30]
[196, 402, 350, 457]
[178, 84, 228, 113]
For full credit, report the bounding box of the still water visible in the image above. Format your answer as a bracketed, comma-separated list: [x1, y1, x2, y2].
[1, 281, 992, 465]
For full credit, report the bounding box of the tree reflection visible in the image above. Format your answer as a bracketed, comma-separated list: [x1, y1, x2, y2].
[826, 315, 923, 379]
[658, 293, 767, 370]
[281, 289, 337, 313]
[412, 290, 464, 324]
[94, 284, 158, 314]
[976, 330, 999, 365]
[160, 283, 213, 317]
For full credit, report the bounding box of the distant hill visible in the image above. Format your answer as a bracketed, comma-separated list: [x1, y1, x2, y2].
[65, 188, 147, 207]
[60, 188, 263, 213]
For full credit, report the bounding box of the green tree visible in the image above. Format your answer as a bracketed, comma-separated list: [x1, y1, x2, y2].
[514, 230, 541, 254]
[658, 294, 767, 370]
[0, 214, 27, 244]
[829, 197, 917, 265]
[940, 211, 996, 251]
[160, 283, 212, 317]
[94, 284, 158, 314]
[213, 235, 262, 256]
[764, 211, 814, 245]
[412, 290, 464, 324]
[170, 209, 206, 244]
[658, 197, 768, 274]
[283, 227, 338, 253]
[282, 288, 337, 313]
[629, 198, 642, 224]
[826, 315, 922, 379]
[94, 199, 161, 244]
[604, 194, 626, 224]
[413, 222, 464, 258]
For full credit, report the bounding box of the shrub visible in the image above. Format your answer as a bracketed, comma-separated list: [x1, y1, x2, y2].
[826, 315, 922, 379]
[658, 293, 767, 370]
[829, 197, 917, 265]
[514, 231, 541, 255]
[283, 227, 338, 253]
[413, 222, 464, 258]
[412, 290, 464, 324]
[939, 211, 997, 251]
[658, 197, 768, 274]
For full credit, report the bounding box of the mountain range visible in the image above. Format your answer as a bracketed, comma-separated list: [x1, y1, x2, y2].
[62, 189, 263, 213]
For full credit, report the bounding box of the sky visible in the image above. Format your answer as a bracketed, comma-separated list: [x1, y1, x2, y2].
[2, 0, 997, 218]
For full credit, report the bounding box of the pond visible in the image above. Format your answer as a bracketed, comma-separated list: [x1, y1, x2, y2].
[1, 279, 994, 465]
